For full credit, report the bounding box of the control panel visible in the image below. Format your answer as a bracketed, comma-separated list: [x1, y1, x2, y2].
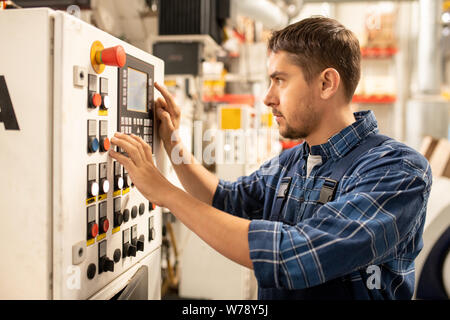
[0, 9, 165, 299]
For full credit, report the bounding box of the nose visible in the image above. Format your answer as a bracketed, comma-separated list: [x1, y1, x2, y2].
[263, 84, 278, 108]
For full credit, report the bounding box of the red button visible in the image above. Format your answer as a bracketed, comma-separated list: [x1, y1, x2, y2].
[98, 45, 126, 68]
[102, 219, 109, 234]
[103, 137, 110, 151]
[92, 93, 102, 107]
[90, 223, 99, 238]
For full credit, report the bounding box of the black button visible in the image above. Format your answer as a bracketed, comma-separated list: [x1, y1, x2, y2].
[131, 206, 137, 219]
[114, 212, 123, 227]
[123, 209, 130, 222]
[139, 203, 145, 215]
[113, 249, 121, 263]
[87, 263, 96, 280]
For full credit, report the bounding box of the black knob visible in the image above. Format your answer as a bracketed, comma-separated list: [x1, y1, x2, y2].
[123, 209, 130, 222]
[136, 235, 145, 251]
[128, 243, 137, 257]
[113, 249, 121, 263]
[100, 256, 114, 273]
[131, 206, 138, 219]
[139, 203, 145, 215]
[87, 263, 96, 280]
[123, 243, 137, 257]
[149, 227, 155, 242]
[114, 212, 123, 227]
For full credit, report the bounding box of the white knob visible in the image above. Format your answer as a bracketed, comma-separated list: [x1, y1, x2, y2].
[89, 181, 99, 197]
[117, 176, 124, 189]
[103, 95, 111, 109]
[102, 179, 110, 193]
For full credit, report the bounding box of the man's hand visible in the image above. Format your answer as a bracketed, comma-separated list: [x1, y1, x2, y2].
[108, 132, 177, 207]
[154, 82, 181, 149]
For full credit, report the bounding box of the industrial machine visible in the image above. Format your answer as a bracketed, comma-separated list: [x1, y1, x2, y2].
[0, 8, 165, 299]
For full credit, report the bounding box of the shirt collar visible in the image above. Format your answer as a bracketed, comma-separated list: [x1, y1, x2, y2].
[301, 110, 379, 162]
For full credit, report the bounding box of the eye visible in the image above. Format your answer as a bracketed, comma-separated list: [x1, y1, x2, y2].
[275, 77, 283, 84]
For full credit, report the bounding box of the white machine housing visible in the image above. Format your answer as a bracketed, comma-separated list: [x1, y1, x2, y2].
[0, 8, 165, 299]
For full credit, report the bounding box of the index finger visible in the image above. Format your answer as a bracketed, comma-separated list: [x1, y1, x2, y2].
[154, 82, 177, 116]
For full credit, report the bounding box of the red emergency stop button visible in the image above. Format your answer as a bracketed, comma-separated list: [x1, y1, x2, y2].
[91, 41, 127, 74]
[100, 137, 110, 152]
[96, 45, 126, 68]
[88, 222, 99, 239]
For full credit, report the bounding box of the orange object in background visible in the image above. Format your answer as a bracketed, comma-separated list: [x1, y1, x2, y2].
[281, 139, 303, 150]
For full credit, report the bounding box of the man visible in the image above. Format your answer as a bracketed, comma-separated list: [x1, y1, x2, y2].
[109, 17, 432, 299]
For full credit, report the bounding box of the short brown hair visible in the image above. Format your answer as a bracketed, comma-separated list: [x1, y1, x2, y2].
[268, 16, 361, 102]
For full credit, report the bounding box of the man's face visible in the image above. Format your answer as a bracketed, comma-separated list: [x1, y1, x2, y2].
[264, 51, 320, 140]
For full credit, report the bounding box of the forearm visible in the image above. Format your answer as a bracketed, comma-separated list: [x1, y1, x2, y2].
[166, 186, 253, 269]
[164, 139, 219, 204]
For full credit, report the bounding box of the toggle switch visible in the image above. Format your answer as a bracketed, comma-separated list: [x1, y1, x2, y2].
[123, 242, 137, 257]
[132, 235, 145, 252]
[98, 240, 114, 274]
[99, 256, 114, 273]
[148, 216, 155, 242]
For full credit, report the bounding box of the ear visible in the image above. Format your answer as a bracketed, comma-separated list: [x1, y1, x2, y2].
[318, 68, 340, 100]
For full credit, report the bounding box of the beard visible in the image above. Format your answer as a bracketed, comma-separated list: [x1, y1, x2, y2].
[277, 103, 319, 140]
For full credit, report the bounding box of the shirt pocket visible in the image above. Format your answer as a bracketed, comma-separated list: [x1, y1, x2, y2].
[280, 185, 303, 225]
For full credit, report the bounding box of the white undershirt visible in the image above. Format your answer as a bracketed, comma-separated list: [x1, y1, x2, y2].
[306, 154, 323, 178]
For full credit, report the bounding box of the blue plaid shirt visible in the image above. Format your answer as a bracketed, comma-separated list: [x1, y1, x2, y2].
[212, 111, 432, 300]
